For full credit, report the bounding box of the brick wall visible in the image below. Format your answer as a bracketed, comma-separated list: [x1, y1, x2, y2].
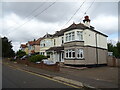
[107, 56, 120, 67]
[16, 59, 60, 71]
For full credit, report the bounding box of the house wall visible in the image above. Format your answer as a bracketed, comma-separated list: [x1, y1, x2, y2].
[40, 38, 53, 55]
[83, 29, 107, 49]
[24, 48, 28, 54]
[97, 33, 107, 49]
[34, 45, 40, 53]
[64, 46, 107, 65]
[52, 36, 64, 47]
[83, 29, 96, 47]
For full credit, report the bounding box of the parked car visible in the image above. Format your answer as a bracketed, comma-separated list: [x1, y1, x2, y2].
[36, 61, 41, 64]
[42, 59, 56, 65]
[20, 55, 28, 60]
[14, 56, 18, 60]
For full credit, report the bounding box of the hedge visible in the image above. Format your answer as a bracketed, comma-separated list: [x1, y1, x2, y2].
[29, 55, 47, 63]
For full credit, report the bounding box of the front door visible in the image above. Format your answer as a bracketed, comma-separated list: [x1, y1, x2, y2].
[59, 52, 64, 62]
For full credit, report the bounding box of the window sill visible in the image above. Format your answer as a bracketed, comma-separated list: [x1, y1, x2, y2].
[64, 40, 84, 43]
[64, 58, 85, 60]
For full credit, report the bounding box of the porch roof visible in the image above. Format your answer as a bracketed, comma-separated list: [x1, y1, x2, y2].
[46, 46, 64, 52]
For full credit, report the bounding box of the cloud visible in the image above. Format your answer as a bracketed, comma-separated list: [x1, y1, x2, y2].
[91, 14, 118, 35]
[3, 13, 62, 42]
[1, 2, 118, 52]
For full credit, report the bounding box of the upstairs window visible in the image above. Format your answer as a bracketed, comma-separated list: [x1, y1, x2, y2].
[65, 32, 75, 42]
[77, 31, 83, 41]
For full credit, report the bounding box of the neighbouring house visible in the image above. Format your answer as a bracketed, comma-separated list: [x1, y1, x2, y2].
[20, 44, 28, 54]
[44, 16, 108, 65]
[34, 38, 43, 53]
[20, 38, 42, 54]
[27, 38, 42, 54]
[40, 33, 53, 56]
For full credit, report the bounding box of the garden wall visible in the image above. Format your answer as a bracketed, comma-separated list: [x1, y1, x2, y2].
[107, 56, 120, 67]
[16, 59, 60, 71]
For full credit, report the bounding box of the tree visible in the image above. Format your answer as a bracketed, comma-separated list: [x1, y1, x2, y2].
[2, 37, 15, 57]
[107, 42, 120, 58]
[16, 50, 26, 58]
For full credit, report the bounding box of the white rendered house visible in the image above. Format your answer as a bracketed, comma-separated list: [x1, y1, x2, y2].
[41, 16, 108, 66]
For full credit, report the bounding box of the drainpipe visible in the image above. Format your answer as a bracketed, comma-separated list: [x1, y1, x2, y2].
[95, 33, 98, 66]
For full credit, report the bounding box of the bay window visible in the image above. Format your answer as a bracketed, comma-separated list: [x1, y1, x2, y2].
[77, 31, 83, 41]
[76, 49, 84, 59]
[65, 32, 75, 42]
[65, 48, 84, 59]
[65, 49, 75, 58]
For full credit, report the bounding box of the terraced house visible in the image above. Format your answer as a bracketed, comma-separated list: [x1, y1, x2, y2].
[40, 16, 108, 66]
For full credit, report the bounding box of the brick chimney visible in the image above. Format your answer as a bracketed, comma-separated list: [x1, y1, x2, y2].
[83, 16, 91, 27]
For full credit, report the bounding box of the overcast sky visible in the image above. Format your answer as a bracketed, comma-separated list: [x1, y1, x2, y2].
[1, 1, 118, 52]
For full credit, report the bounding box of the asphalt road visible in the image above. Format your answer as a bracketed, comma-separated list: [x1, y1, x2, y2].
[2, 64, 76, 89]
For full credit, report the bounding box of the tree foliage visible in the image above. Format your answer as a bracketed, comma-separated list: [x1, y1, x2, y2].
[107, 42, 120, 58]
[16, 50, 26, 58]
[2, 37, 15, 57]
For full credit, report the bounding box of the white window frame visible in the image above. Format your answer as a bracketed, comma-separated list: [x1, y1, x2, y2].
[65, 49, 75, 59]
[76, 49, 84, 59]
[77, 31, 83, 41]
[65, 32, 75, 42]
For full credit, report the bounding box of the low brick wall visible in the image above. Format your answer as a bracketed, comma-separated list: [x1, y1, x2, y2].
[107, 56, 120, 67]
[16, 59, 60, 71]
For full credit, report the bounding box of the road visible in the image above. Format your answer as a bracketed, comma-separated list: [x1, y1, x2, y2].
[2, 64, 79, 89]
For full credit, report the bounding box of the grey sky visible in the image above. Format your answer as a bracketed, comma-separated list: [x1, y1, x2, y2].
[1, 1, 118, 52]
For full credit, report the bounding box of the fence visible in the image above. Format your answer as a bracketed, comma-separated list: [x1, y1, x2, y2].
[107, 56, 120, 67]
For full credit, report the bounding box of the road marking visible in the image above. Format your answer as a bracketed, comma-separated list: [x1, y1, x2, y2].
[3, 63, 82, 89]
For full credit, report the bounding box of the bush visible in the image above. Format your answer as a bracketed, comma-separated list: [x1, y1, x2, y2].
[29, 55, 47, 63]
[16, 50, 26, 58]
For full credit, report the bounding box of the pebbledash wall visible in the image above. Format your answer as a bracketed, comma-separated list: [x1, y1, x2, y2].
[63, 28, 107, 65]
[40, 16, 108, 65]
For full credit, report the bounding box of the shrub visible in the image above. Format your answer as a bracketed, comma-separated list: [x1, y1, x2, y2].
[16, 50, 26, 58]
[29, 55, 47, 63]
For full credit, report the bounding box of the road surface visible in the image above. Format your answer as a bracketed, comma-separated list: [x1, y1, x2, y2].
[2, 64, 79, 89]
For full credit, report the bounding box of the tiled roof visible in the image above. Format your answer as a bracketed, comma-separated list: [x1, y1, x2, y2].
[28, 38, 43, 46]
[52, 22, 88, 37]
[53, 22, 107, 37]
[43, 33, 53, 39]
[20, 44, 27, 48]
[28, 41, 35, 46]
[35, 38, 43, 45]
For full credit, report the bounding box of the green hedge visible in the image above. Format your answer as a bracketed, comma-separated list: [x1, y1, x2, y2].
[29, 55, 47, 63]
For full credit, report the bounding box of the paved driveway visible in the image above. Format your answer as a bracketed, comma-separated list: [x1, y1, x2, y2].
[60, 66, 118, 84]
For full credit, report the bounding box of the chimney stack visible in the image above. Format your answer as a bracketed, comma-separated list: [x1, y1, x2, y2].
[83, 16, 91, 27]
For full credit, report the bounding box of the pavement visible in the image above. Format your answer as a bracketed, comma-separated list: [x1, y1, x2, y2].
[2, 59, 119, 89]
